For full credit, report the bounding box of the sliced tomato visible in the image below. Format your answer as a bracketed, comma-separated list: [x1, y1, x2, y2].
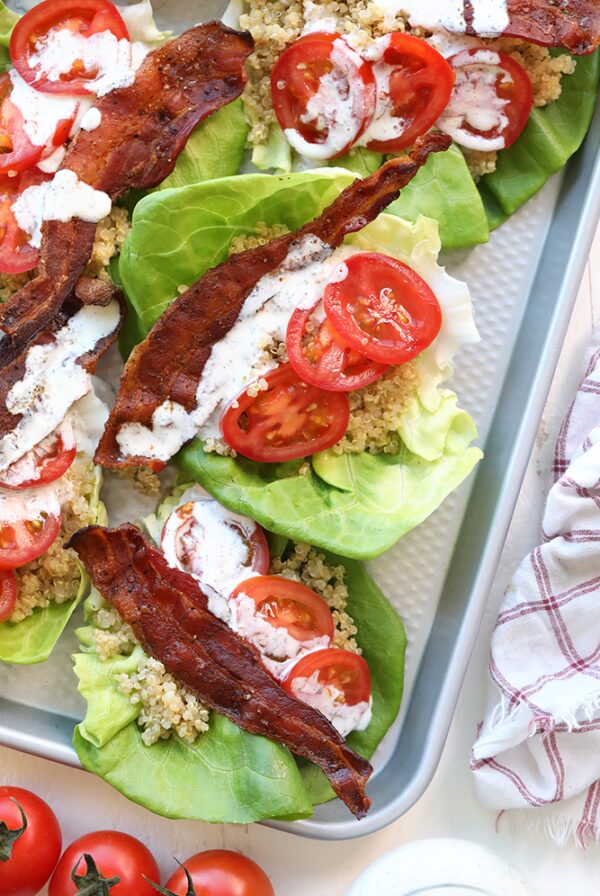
[220, 363, 350, 463]
[0, 568, 17, 622]
[0, 168, 51, 274]
[438, 48, 533, 151]
[0, 421, 76, 490]
[232, 575, 334, 643]
[0, 73, 78, 176]
[11, 0, 130, 96]
[0, 511, 61, 570]
[323, 252, 442, 366]
[271, 32, 376, 160]
[364, 33, 455, 153]
[284, 648, 371, 706]
[286, 302, 387, 392]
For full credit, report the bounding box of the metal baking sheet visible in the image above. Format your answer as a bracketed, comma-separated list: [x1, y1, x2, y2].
[1, 1, 600, 841]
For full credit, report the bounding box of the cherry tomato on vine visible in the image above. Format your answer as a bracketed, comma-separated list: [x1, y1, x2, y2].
[271, 31, 376, 159]
[11, 0, 130, 96]
[0, 786, 62, 896]
[364, 33, 455, 153]
[438, 48, 533, 151]
[232, 575, 334, 643]
[220, 363, 350, 463]
[161, 850, 275, 896]
[323, 252, 442, 366]
[49, 830, 159, 896]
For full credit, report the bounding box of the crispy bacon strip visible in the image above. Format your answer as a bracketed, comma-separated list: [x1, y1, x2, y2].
[0, 22, 253, 364]
[69, 524, 373, 818]
[96, 132, 451, 469]
[465, 1, 599, 54]
[0, 295, 123, 470]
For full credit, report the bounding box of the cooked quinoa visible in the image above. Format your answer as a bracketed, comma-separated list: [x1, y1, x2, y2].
[84, 205, 130, 280]
[95, 538, 361, 745]
[239, 0, 576, 178]
[114, 464, 161, 496]
[11, 456, 97, 622]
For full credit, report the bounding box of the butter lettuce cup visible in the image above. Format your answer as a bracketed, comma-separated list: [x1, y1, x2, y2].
[119, 169, 482, 560]
[71, 483, 407, 822]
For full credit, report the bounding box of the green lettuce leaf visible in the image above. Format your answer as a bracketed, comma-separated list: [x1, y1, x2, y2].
[0, 2, 18, 70]
[480, 51, 600, 217]
[72, 513, 406, 819]
[0, 467, 105, 665]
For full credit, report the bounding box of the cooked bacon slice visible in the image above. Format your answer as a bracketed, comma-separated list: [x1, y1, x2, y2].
[69, 524, 373, 819]
[0, 295, 123, 471]
[96, 132, 451, 469]
[0, 22, 253, 364]
[465, 1, 599, 54]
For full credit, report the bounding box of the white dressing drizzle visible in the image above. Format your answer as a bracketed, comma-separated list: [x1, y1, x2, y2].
[12, 169, 112, 249]
[290, 672, 372, 738]
[0, 483, 61, 525]
[7, 70, 83, 149]
[116, 236, 359, 461]
[378, 1, 508, 38]
[438, 49, 509, 151]
[0, 300, 121, 473]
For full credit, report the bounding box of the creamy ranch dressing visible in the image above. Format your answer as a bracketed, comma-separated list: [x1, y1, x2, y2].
[0, 483, 61, 524]
[438, 49, 509, 150]
[290, 672, 372, 738]
[378, 0, 509, 38]
[13, 169, 112, 249]
[117, 235, 360, 461]
[7, 70, 84, 148]
[0, 300, 120, 473]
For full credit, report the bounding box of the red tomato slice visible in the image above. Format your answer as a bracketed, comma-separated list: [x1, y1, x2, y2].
[286, 301, 388, 392]
[220, 363, 350, 463]
[0, 168, 51, 273]
[232, 575, 334, 643]
[0, 421, 76, 490]
[161, 499, 270, 584]
[0, 568, 17, 622]
[365, 33, 455, 153]
[11, 0, 130, 96]
[284, 648, 371, 706]
[323, 252, 442, 366]
[438, 48, 533, 151]
[271, 31, 376, 160]
[0, 510, 61, 570]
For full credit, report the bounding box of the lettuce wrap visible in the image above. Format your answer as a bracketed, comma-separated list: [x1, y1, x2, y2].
[119, 170, 482, 559]
[71, 486, 407, 822]
[0, 466, 106, 665]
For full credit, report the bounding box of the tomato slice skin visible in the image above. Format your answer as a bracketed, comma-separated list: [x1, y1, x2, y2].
[271, 31, 376, 160]
[0, 422, 76, 490]
[0, 167, 51, 273]
[220, 363, 350, 463]
[0, 510, 61, 569]
[365, 33, 455, 153]
[284, 647, 371, 706]
[232, 575, 334, 643]
[286, 301, 388, 392]
[323, 252, 442, 366]
[11, 0, 130, 96]
[438, 48, 533, 151]
[0, 568, 17, 622]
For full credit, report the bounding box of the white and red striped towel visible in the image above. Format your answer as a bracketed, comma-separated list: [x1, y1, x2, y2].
[472, 347, 600, 846]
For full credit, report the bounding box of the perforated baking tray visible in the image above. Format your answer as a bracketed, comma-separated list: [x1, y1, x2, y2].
[1, 0, 600, 842]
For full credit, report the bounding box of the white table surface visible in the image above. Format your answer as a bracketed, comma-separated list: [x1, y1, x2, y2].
[2, 224, 600, 895]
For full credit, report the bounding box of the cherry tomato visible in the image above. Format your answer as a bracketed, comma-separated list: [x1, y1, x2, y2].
[0, 168, 52, 273]
[0, 568, 17, 622]
[323, 252, 442, 366]
[220, 363, 350, 463]
[232, 575, 334, 643]
[364, 33, 454, 153]
[271, 32, 376, 160]
[11, 0, 130, 96]
[0, 786, 62, 896]
[0, 421, 76, 490]
[438, 48, 533, 151]
[164, 850, 274, 896]
[286, 301, 387, 391]
[161, 498, 270, 589]
[284, 647, 371, 706]
[0, 509, 61, 570]
[49, 830, 159, 896]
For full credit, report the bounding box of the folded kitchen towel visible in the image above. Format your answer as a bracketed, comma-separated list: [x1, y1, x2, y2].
[472, 345, 600, 846]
